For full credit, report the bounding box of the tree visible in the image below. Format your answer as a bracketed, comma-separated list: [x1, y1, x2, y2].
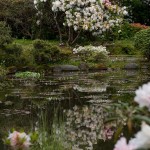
[34, 0, 128, 44]
[0, 0, 37, 39]
[0, 21, 12, 47]
[114, 0, 150, 25]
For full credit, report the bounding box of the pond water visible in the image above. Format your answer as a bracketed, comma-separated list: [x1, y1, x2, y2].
[0, 67, 150, 150]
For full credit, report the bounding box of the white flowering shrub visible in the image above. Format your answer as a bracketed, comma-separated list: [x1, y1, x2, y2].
[52, 0, 128, 36]
[113, 82, 150, 150]
[34, 0, 128, 44]
[73, 45, 109, 63]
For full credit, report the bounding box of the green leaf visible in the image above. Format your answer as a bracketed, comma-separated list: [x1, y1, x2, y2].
[133, 115, 150, 124]
[114, 125, 123, 142]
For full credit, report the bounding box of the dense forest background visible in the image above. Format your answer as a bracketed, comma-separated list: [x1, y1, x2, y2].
[0, 0, 149, 40]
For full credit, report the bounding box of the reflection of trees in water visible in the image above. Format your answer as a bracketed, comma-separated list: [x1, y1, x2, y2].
[64, 105, 118, 150]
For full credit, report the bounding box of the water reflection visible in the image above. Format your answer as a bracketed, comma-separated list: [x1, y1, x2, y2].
[0, 69, 150, 149]
[64, 105, 119, 150]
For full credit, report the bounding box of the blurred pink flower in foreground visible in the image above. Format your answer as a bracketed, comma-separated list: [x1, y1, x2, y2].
[114, 123, 150, 150]
[8, 131, 31, 150]
[129, 122, 150, 149]
[134, 82, 150, 110]
[114, 137, 134, 150]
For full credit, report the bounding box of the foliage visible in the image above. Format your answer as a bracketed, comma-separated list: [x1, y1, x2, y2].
[31, 108, 68, 150]
[15, 71, 41, 79]
[33, 39, 70, 65]
[116, 0, 150, 26]
[107, 40, 136, 55]
[0, 0, 37, 39]
[0, 66, 7, 78]
[101, 22, 146, 41]
[0, 43, 25, 67]
[33, 0, 128, 44]
[0, 21, 12, 47]
[134, 28, 150, 59]
[112, 82, 150, 150]
[73, 45, 109, 63]
[5, 43, 23, 56]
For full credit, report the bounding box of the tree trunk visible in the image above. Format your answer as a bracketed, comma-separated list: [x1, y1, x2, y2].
[54, 12, 63, 44]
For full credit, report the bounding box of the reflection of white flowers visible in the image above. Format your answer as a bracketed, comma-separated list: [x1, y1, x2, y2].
[8, 131, 31, 150]
[134, 82, 150, 109]
[73, 84, 108, 92]
[65, 105, 116, 149]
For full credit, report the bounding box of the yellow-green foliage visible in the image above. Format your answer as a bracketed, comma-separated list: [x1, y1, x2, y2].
[134, 28, 150, 59]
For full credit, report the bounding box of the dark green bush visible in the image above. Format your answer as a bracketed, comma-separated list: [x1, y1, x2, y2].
[104, 22, 142, 41]
[33, 40, 64, 65]
[33, 39, 50, 50]
[5, 43, 23, 56]
[134, 28, 150, 59]
[0, 21, 12, 47]
[107, 40, 135, 55]
[0, 43, 25, 67]
[0, 65, 7, 78]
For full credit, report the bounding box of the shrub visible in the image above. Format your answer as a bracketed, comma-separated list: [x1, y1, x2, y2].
[0, 21, 12, 47]
[106, 22, 143, 41]
[5, 43, 23, 56]
[0, 65, 7, 78]
[107, 40, 136, 55]
[33, 39, 67, 65]
[0, 43, 24, 67]
[134, 28, 150, 59]
[73, 45, 109, 63]
[33, 39, 50, 50]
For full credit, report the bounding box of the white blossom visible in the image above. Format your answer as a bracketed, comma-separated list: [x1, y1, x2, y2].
[51, 0, 128, 35]
[114, 137, 134, 150]
[134, 82, 150, 109]
[129, 122, 150, 149]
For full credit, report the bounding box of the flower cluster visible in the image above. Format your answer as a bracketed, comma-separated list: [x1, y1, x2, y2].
[52, 0, 128, 35]
[114, 82, 150, 150]
[34, 0, 46, 5]
[114, 122, 150, 150]
[73, 45, 109, 62]
[7, 131, 31, 150]
[73, 45, 108, 55]
[134, 82, 150, 110]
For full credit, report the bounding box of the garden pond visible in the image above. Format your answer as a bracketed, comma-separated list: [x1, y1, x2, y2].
[0, 64, 150, 150]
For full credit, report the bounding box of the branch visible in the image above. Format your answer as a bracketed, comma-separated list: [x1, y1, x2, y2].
[71, 29, 82, 45]
[54, 12, 63, 44]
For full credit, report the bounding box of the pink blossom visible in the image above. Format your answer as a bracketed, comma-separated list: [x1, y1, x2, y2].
[8, 131, 31, 150]
[103, 0, 111, 6]
[114, 137, 134, 150]
[134, 82, 150, 110]
[129, 122, 150, 149]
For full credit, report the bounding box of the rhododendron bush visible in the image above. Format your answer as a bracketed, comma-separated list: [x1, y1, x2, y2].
[113, 82, 150, 150]
[34, 0, 128, 44]
[73, 45, 109, 62]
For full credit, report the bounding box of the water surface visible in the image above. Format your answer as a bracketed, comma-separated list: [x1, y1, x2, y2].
[0, 68, 150, 150]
